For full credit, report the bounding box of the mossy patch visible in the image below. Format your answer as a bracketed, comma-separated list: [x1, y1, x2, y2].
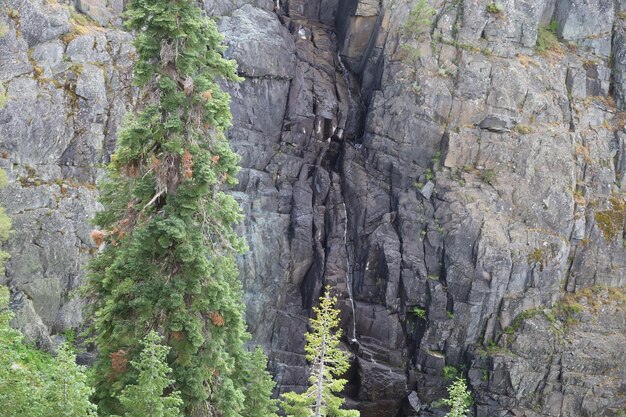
[595, 196, 626, 241]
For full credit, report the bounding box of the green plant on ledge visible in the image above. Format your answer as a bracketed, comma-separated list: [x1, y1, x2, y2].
[486, 2, 503, 15]
[536, 20, 561, 53]
[400, 0, 436, 64]
[408, 306, 427, 320]
[443, 365, 459, 382]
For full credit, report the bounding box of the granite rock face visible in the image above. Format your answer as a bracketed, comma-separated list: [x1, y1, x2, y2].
[1, 0, 626, 416]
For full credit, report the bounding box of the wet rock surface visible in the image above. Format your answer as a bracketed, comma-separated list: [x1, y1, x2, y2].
[1, 0, 625, 416]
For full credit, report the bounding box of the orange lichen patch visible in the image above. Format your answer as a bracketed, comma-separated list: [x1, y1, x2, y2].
[182, 149, 193, 179]
[209, 311, 225, 327]
[210, 155, 220, 165]
[110, 349, 129, 376]
[91, 229, 105, 246]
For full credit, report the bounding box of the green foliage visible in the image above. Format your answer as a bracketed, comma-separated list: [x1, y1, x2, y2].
[0, 170, 11, 275]
[0, 287, 97, 417]
[479, 169, 496, 185]
[85, 0, 260, 415]
[43, 344, 98, 417]
[242, 347, 279, 417]
[408, 306, 427, 320]
[486, 2, 502, 14]
[536, 20, 560, 53]
[503, 308, 542, 334]
[281, 287, 359, 417]
[442, 378, 472, 417]
[0, 286, 48, 417]
[112, 331, 183, 417]
[443, 366, 459, 382]
[400, 0, 436, 63]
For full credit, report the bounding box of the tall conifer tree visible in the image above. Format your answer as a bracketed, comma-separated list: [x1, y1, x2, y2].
[86, 0, 260, 415]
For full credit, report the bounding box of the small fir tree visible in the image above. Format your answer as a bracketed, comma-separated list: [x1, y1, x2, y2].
[242, 347, 279, 417]
[113, 331, 183, 417]
[442, 377, 472, 417]
[281, 287, 359, 417]
[44, 344, 98, 417]
[85, 0, 261, 415]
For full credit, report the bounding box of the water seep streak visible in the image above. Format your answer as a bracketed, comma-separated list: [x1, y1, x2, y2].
[342, 201, 357, 342]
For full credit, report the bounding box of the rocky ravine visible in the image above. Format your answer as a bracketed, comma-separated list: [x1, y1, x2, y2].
[1, 0, 626, 416]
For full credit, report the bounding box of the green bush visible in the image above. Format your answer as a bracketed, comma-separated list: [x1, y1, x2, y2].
[486, 2, 503, 14]
[408, 306, 427, 320]
[441, 378, 472, 417]
[401, 0, 436, 62]
[443, 365, 459, 382]
[536, 20, 560, 52]
[480, 169, 496, 185]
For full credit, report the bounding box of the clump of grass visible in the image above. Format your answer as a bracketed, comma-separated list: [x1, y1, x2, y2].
[480, 169, 496, 185]
[515, 124, 533, 134]
[61, 10, 103, 44]
[408, 306, 427, 320]
[486, 2, 503, 15]
[536, 20, 561, 53]
[443, 365, 459, 382]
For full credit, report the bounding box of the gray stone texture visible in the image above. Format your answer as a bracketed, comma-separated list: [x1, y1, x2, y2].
[0, 0, 625, 416]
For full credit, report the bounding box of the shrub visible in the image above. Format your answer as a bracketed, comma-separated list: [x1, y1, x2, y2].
[408, 306, 427, 320]
[401, 0, 436, 63]
[442, 378, 472, 417]
[480, 169, 496, 185]
[536, 20, 560, 53]
[443, 365, 459, 382]
[486, 2, 503, 14]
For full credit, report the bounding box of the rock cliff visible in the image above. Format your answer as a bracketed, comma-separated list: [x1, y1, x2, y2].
[0, 0, 625, 416]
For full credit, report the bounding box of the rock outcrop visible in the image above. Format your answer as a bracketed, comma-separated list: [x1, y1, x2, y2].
[0, 0, 625, 416]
